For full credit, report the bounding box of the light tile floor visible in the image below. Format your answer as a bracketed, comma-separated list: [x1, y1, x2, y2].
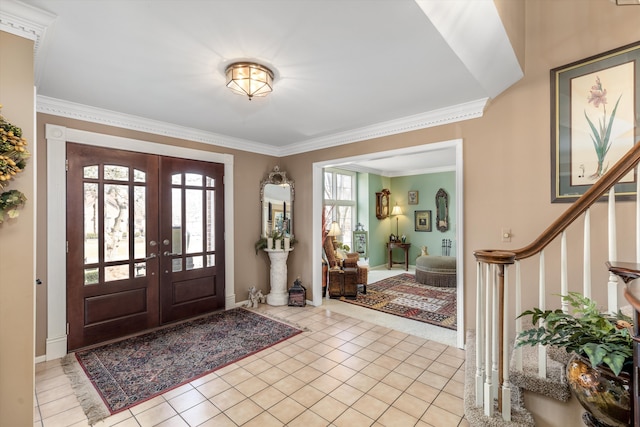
[34, 267, 467, 427]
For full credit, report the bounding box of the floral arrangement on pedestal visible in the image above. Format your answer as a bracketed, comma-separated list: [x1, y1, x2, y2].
[0, 106, 30, 223]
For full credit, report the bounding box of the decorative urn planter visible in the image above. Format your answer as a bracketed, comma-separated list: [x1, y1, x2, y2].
[566, 354, 631, 427]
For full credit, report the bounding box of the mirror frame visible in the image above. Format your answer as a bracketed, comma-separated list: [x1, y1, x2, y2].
[435, 188, 449, 232]
[260, 166, 295, 238]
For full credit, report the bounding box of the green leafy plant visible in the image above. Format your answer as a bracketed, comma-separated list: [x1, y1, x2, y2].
[254, 237, 268, 254]
[516, 292, 633, 376]
[0, 106, 30, 223]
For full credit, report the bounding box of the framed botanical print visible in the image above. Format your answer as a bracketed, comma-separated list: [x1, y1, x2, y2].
[551, 41, 639, 203]
[352, 231, 368, 258]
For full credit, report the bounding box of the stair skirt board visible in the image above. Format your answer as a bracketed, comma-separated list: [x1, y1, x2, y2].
[464, 330, 535, 427]
[509, 344, 571, 403]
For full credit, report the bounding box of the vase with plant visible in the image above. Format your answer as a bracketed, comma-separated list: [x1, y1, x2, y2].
[517, 292, 633, 426]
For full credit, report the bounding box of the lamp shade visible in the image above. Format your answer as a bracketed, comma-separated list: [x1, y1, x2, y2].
[391, 204, 402, 216]
[327, 221, 342, 237]
[225, 62, 274, 99]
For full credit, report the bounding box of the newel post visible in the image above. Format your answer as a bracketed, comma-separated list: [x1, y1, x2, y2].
[473, 250, 516, 419]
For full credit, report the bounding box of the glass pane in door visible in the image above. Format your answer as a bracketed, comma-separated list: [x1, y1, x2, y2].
[185, 188, 203, 254]
[84, 182, 99, 264]
[134, 186, 146, 259]
[104, 184, 129, 262]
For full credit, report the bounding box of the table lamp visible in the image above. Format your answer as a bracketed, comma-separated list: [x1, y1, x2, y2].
[391, 204, 402, 237]
[327, 221, 342, 250]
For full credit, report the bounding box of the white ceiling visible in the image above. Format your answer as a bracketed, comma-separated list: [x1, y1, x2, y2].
[2, 0, 522, 171]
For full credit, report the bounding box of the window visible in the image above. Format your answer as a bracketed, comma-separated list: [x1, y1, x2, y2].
[323, 168, 356, 250]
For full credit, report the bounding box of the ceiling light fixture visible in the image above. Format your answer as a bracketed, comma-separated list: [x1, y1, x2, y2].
[225, 62, 274, 100]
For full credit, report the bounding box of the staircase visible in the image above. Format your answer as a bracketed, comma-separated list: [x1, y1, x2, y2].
[467, 142, 640, 425]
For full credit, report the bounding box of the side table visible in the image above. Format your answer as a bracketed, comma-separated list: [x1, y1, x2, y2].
[387, 242, 411, 271]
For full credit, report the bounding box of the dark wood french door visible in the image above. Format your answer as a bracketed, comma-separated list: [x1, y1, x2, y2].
[66, 143, 225, 350]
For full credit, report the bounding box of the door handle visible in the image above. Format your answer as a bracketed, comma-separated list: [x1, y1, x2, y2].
[163, 251, 180, 257]
[145, 253, 158, 260]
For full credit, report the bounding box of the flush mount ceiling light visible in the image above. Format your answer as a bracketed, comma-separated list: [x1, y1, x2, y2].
[225, 62, 274, 100]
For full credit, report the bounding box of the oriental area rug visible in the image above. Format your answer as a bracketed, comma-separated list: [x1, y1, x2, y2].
[340, 273, 457, 330]
[62, 308, 303, 424]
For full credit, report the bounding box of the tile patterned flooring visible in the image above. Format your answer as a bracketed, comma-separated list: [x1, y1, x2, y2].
[34, 269, 467, 427]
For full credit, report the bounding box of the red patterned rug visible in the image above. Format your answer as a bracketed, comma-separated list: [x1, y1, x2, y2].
[341, 273, 457, 329]
[62, 308, 303, 424]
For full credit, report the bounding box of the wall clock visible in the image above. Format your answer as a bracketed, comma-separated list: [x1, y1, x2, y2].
[375, 189, 390, 219]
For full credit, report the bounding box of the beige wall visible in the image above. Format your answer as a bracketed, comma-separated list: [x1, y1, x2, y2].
[33, 0, 640, 348]
[21, 4, 640, 425]
[0, 31, 35, 425]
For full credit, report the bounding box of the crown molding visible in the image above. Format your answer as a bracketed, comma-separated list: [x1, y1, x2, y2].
[37, 95, 486, 157]
[36, 95, 279, 156]
[338, 162, 455, 178]
[277, 98, 487, 156]
[1, 0, 56, 88]
[0, 0, 55, 49]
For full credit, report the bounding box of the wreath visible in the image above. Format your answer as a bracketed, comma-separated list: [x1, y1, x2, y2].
[0, 105, 29, 223]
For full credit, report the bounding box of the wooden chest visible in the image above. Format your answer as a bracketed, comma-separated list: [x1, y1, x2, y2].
[328, 268, 358, 299]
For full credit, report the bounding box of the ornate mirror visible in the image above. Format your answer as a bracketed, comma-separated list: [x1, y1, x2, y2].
[435, 188, 449, 232]
[261, 166, 294, 237]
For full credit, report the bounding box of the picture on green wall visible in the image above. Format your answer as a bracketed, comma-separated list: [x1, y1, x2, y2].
[353, 231, 368, 258]
[414, 210, 432, 232]
[408, 190, 418, 205]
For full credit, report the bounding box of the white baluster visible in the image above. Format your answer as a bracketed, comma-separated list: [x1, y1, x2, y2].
[561, 231, 568, 313]
[583, 209, 591, 299]
[514, 260, 522, 371]
[607, 187, 618, 314]
[502, 266, 511, 422]
[492, 264, 499, 400]
[538, 250, 547, 378]
[475, 261, 485, 407]
[484, 264, 494, 417]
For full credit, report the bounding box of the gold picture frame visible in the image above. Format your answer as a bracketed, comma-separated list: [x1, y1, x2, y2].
[414, 210, 432, 232]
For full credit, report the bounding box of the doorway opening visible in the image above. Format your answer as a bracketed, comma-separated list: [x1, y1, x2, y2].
[312, 139, 464, 348]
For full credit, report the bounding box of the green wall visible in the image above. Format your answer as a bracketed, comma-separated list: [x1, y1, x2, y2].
[389, 171, 456, 263]
[334, 169, 456, 268]
[367, 174, 391, 267]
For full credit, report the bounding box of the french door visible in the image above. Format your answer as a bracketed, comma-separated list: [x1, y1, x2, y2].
[66, 143, 225, 350]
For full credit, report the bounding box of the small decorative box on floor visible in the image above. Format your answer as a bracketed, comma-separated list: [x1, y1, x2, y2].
[288, 277, 306, 307]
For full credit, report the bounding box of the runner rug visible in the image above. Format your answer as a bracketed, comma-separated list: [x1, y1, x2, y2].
[62, 308, 303, 424]
[340, 273, 457, 330]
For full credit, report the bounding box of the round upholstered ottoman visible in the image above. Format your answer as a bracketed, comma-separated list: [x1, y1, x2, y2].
[415, 256, 456, 287]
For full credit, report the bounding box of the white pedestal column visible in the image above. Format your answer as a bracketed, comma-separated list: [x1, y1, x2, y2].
[265, 248, 293, 306]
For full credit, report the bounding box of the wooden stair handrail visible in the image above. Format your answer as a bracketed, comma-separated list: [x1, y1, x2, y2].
[475, 143, 640, 264]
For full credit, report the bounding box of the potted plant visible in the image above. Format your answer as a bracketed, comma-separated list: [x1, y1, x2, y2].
[254, 237, 268, 254]
[517, 292, 633, 427]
